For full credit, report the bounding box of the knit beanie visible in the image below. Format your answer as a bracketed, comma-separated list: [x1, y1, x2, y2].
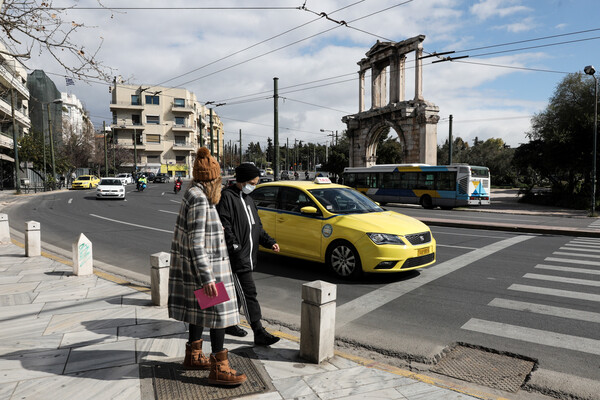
[235, 163, 260, 183]
[193, 147, 220, 182]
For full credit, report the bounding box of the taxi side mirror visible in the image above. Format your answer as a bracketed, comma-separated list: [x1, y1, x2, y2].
[300, 206, 318, 215]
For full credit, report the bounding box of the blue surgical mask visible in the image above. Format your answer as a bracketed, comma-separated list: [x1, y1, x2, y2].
[242, 184, 255, 194]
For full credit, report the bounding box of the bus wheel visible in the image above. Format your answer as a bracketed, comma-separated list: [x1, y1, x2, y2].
[420, 195, 434, 209]
[327, 241, 362, 279]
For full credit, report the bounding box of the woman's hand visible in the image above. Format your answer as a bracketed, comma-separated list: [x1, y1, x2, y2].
[272, 243, 280, 253]
[203, 282, 218, 298]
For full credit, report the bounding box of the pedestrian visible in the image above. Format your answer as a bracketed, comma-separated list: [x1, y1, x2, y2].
[217, 163, 281, 346]
[169, 147, 247, 386]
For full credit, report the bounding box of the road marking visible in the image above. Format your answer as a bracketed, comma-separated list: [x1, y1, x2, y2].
[535, 264, 600, 275]
[335, 235, 534, 328]
[461, 318, 600, 355]
[562, 244, 600, 251]
[523, 273, 600, 287]
[68, 198, 73, 204]
[429, 229, 509, 239]
[89, 214, 173, 233]
[170, 200, 180, 204]
[553, 251, 600, 259]
[545, 257, 600, 267]
[571, 239, 600, 244]
[488, 298, 600, 323]
[436, 244, 478, 250]
[159, 210, 178, 215]
[508, 284, 600, 302]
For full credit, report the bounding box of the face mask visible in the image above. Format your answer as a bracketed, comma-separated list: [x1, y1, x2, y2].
[242, 184, 255, 194]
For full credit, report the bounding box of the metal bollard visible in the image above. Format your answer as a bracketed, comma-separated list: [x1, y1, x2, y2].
[150, 252, 170, 307]
[0, 214, 10, 244]
[25, 221, 41, 257]
[299, 280, 337, 363]
[72, 233, 93, 276]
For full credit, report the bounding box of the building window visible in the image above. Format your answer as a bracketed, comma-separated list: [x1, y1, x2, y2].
[175, 116, 185, 125]
[145, 95, 159, 105]
[131, 95, 140, 105]
[175, 135, 186, 145]
[175, 155, 186, 164]
[146, 115, 160, 124]
[147, 155, 160, 163]
[146, 134, 161, 143]
[174, 98, 185, 107]
[112, 113, 117, 124]
[132, 114, 141, 125]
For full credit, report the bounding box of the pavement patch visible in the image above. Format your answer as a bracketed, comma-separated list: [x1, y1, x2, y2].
[431, 344, 535, 393]
[139, 349, 274, 399]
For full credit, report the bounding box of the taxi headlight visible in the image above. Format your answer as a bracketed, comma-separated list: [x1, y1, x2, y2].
[367, 233, 403, 245]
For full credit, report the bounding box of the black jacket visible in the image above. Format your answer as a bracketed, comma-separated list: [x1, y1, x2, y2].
[217, 185, 276, 273]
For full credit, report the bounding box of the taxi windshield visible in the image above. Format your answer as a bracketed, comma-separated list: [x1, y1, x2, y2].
[308, 187, 383, 214]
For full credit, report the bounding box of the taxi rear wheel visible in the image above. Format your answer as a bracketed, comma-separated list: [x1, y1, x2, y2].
[327, 241, 362, 279]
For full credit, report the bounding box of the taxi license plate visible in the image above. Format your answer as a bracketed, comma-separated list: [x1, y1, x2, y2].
[418, 247, 430, 256]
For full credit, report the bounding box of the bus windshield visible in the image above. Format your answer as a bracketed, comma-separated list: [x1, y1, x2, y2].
[308, 187, 383, 214]
[471, 167, 489, 178]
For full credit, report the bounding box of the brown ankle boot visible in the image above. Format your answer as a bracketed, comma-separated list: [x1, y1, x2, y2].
[208, 349, 247, 386]
[183, 340, 210, 370]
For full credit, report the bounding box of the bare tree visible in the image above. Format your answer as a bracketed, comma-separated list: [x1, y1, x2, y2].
[0, 0, 112, 80]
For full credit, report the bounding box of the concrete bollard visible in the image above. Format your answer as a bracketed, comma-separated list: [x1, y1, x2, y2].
[25, 221, 41, 257]
[0, 214, 10, 244]
[72, 233, 93, 276]
[150, 252, 170, 307]
[299, 280, 337, 363]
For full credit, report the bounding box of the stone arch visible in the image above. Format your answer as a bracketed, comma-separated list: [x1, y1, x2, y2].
[342, 35, 439, 167]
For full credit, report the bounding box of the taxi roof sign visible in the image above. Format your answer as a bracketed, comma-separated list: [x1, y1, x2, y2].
[314, 177, 331, 184]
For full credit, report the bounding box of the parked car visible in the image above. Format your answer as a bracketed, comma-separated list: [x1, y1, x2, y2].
[250, 178, 436, 279]
[259, 169, 267, 177]
[154, 173, 171, 183]
[116, 173, 134, 185]
[72, 175, 101, 189]
[96, 178, 126, 200]
[259, 176, 274, 184]
[145, 172, 156, 182]
[265, 167, 274, 175]
[280, 171, 290, 180]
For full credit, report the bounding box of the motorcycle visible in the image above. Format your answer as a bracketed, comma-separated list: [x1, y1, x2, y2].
[137, 181, 147, 192]
[174, 180, 182, 194]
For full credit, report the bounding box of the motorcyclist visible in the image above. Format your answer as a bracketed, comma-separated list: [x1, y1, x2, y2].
[174, 176, 183, 193]
[138, 174, 148, 191]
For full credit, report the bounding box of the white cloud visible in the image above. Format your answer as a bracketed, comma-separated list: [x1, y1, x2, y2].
[493, 16, 538, 33]
[470, 0, 531, 20]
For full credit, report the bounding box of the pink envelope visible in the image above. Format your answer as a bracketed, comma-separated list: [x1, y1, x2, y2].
[194, 282, 230, 309]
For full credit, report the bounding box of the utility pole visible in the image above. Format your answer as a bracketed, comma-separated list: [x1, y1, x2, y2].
[448, 114, 453, 165]
[274, 77, 280, 181]
[103, 121, 108, 176]
[294, 138, 298, 172]
[209, 108, 214, 155]
[47, 103, 56, 189]
[239, 129, 242, 163]
[133, 126, 138, 173]
[286, 138, 289, 172]
[11, 89, 20, 194]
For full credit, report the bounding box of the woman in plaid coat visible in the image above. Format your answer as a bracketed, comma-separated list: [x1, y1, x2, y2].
[169, 147, 246, 386]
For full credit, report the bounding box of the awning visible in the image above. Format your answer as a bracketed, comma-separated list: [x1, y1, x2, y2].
[0, 154, 14, 162]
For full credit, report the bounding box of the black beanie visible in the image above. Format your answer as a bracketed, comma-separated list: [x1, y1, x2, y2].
[235, 163, 260, 183]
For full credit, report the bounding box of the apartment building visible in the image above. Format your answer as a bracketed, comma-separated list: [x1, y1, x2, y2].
[0, 39, 30, 187]
[109, 81, 224, 178]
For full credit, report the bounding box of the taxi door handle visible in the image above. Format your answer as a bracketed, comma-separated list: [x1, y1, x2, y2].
[277, 217, 285, 223]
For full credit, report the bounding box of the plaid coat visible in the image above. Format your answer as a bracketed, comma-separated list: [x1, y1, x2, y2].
[168, 183, 240, 328]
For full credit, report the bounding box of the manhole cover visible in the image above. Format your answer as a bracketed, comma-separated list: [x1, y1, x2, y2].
[431, 345, 535, 393]
[140, 349, 273, 400]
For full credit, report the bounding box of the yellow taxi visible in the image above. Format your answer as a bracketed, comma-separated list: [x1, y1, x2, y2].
[251, 177, 436, 278]
[265, 167, 274, 175]
[71, 175, 101, 189]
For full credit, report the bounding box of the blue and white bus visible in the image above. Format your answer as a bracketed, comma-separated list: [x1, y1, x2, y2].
[343, 164, 490, 209]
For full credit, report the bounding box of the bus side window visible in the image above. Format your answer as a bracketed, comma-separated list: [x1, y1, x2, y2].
[401, 172, 417, 189]
[355, 173, 367, 188]
[382, 172, 399, 189]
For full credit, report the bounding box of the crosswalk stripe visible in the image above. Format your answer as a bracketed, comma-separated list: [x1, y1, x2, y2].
[509, 284, 600, 302]
[559, 245, 600, 253]
[545, 257, 600, 267]
[523, 273, 600, 287]
[535, 264, 600, 275]
[462, 318, 600, 355]
[488, 298, 600, 323]
[572, 239, 600, 244]
[553, 251, 600, 259]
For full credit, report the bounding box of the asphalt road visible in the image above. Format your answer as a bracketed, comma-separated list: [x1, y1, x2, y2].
[3, 184, 600, 398]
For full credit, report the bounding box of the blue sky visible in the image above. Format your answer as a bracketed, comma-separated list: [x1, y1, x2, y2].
[28, 0, 600, 149]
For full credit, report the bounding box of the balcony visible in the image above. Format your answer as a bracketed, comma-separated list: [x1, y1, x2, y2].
[145, 141, 164, 152]
[0, 64, 29, 99]
[0, 131, 14, 149]
[112, 122, 144, 132]
[0, 97, 30, 128]
[171, 100, 194, 113]
[172, 124, 194, 132]
[109, 100, 144, 110]
[173, 142, 196, 151]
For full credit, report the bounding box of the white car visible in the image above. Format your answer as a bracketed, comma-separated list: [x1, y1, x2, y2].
[96, 178, 126, 200]
[116, 173, 134, 185]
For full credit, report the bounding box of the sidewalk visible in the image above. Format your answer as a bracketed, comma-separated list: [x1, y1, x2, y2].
[0, 241, 491, 400]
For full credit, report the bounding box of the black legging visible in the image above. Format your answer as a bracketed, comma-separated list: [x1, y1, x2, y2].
[189, 324, 225, 354]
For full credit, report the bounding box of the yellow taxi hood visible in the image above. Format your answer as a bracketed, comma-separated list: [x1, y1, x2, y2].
[334, 210, 430, 235]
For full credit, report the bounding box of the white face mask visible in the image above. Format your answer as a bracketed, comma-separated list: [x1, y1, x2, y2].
[242, 184, 255, 194]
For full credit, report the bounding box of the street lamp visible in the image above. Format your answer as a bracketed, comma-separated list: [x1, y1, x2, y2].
[585, 65, 598, 216]
[41, 98, 62, 190]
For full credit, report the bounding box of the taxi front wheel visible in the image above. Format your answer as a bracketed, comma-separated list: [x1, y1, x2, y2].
[327, 241, 362, 279]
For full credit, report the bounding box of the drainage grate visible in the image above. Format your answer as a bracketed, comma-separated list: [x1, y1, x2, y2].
[431, 345, 535, 393]
[139, 350, 273, 400]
